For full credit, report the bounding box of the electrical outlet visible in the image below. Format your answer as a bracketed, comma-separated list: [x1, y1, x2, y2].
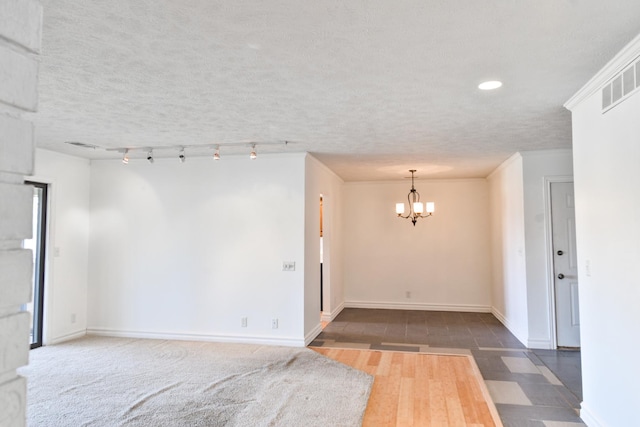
[272, 318, 278, 329]
[282, 261, 295, 271]
[241, 317, 248, 327]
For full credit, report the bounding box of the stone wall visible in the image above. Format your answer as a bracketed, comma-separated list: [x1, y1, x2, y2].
[0, 1, 43, 425]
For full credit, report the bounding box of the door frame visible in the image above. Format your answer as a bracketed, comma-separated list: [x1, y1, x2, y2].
[26, 175, 54, 346]
[25, 180, 49, 349]
[543, 175, 575, 349]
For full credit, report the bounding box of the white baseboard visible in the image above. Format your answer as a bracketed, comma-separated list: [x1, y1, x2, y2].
[304, 324, 323, 346]
[321, 301, 345, 322]
[345, 300, 492, 313]
[86, 327, 306, 347]
[491, 307, 528, 348]
[527, 339, 553, 350]
[580, 402, 605, 427]
[47, 329, 86, 345]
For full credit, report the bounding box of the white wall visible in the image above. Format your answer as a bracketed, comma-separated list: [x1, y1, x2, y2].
[521, 150, 573, 348]
[488, 150, 574, 348]
[304, 155, 344, 341]
[487, 155, 529, 343]
[87, 153, 308, 346]
[32, 149, 91, 344]
[343, 179, 492, 312]
[566, 36, 640, 427]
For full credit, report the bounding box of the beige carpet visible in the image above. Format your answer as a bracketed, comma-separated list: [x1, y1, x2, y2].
[20, 336, 373, 426]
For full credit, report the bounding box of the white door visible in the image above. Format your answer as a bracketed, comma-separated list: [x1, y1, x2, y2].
[551, 182, 580, 348]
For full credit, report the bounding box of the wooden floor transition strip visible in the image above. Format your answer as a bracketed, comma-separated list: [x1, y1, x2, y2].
[312, 347, 503, 427]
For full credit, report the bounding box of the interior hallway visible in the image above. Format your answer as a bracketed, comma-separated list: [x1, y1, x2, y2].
[310, 308, 584, 427]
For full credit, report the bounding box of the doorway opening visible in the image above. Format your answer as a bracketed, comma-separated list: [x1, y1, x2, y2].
[23, 181, 48, 349]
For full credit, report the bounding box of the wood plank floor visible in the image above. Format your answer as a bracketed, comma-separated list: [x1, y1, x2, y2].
[313, 347, 501, 427]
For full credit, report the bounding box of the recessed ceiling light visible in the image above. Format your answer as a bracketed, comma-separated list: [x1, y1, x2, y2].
[478, 80, 503, 90]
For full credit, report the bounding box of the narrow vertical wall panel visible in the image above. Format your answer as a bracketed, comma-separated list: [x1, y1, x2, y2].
[0, 0, 43, 52]
[0, 312, 30, 373]
[0, 183, 33, 240]
[0, 114, 34, 175]
[0, 45, 38, 111]
[0, 3, 43, 427]
[0, 377, 26, 427]
[0, 249, 33, 308]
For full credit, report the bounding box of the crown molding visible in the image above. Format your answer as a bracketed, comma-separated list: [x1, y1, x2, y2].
[486, 152, 522, 180]
[565, 33, 640, 111]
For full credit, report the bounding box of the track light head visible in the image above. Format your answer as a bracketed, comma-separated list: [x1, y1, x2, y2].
[213, 147, 220, 160]
[249, 144, 257, 160]
[179, 148, 186, 163]
[122, 149, 129, 165]
[147, 150, 154, 163]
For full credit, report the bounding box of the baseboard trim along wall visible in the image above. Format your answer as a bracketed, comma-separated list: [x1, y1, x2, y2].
[304, 324, 323, 346]
[491, 307, 528, 348]
[48, 329, 87, 345]
[321, 301, 345, 322]
[86, 328, 306, 347]
[527, 339, 553, 350]
[345, 301, 492, 313]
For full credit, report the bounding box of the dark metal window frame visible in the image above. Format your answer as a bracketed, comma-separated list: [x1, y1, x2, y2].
[26, 181, 47, 350]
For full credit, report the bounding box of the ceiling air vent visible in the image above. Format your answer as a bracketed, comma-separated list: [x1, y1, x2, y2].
[65, 141, 98, 149]
[602, 55, 640, 113]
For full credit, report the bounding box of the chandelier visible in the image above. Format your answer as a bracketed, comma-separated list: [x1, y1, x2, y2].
[396, 170, 434, 226]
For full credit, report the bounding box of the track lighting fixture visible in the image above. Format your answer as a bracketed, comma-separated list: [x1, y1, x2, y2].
[109, 141, 289, 163]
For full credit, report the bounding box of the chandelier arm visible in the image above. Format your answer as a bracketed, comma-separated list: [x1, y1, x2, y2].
[407, 191, 415, 220]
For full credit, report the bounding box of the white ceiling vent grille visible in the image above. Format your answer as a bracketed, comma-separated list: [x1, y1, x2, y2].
[602, 56, 640, 112]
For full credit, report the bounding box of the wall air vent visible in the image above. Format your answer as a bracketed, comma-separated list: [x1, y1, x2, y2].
[601, 55, 640, 113]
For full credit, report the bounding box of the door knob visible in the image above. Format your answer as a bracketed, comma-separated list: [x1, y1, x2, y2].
[557, 273, 565, 279]
[557, 250, 563, 256]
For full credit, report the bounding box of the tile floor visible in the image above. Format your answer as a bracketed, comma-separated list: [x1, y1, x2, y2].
[309, 308, 585, 427]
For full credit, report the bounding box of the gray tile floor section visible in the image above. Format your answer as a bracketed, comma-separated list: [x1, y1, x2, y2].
[310, 308, 585, 427]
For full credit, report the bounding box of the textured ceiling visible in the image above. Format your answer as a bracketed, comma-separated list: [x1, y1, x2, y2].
[34, 0, 640, 181]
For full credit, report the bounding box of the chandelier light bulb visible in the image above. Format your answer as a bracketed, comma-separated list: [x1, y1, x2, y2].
[396, 203, 405, 214]
[413, 202, 424, 214]
[426, 202, 435, 213]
